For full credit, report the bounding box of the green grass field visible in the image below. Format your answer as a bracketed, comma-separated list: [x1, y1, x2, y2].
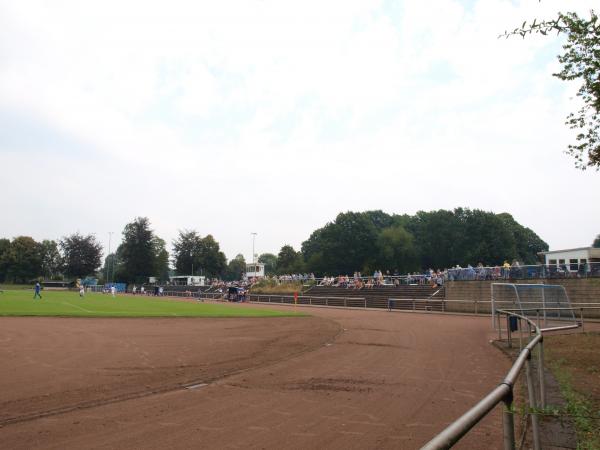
[0, 290, 299, 318]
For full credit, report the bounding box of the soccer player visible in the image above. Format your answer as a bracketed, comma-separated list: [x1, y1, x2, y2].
[33, 282, 42, 299]
[79, 286, 85, 298]
[110, 285, 116, 298]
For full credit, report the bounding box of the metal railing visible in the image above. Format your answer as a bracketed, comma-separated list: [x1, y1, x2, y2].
[250, 294, 368, 308]
[269, 262, 600, 286]
[387, 298, 445, 312]
[422, 309, 581, 450]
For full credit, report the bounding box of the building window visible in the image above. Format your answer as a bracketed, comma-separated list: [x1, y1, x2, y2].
[558, 259, 565, 265]
[549, 259, 557, 266]
[570, 259, 578, 271]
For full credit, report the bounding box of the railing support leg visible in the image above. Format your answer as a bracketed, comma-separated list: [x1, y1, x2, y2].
[502, 396, 516, 450]
[538, 340, 546, 408]
[526, 356, 542, 450]
[519, 318, 523, 351]
[497, 312, 502, 342]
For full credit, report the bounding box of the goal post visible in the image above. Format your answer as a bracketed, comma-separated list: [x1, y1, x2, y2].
[491, 283, 577, 330]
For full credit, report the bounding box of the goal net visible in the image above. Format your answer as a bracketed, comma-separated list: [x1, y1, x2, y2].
[491, 283, 577, 331]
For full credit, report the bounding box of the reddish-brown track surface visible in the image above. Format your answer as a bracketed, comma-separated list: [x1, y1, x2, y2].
[0, 305, 509, 449]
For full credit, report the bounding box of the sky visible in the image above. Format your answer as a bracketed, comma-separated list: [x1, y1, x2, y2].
[1, 0, 599, 263]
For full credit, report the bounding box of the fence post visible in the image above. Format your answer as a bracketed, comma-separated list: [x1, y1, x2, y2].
[497, 312, 502, 342]
[344, 297, 347, 308]
[502, 395, 516, 450]
[506, 315, 512, 349]
[538, 340, 546, 408]
[580, 308, 585, 332]
[526, 355, 542, 450]
[364, 298, 366, 309]
[326, 297, 328, 306]
[519, 318, 523, 351]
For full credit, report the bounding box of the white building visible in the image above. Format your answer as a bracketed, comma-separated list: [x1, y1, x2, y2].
[169, 275, 206, 286]
[246, 263, 265, 279]
[538, 247, 600, 271]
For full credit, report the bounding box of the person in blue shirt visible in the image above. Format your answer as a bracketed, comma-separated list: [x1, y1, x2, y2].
[33, 282, 42, 299]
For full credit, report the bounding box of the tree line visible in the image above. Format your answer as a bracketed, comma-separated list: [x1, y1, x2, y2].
[260, 209, 552, 277]
[3, 209, 591, 284]
[0, 217, 234, 284]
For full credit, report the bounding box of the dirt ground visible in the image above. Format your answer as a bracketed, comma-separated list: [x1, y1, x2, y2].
[0, 305, 510, 449]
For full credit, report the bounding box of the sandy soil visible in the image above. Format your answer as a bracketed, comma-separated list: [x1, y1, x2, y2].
[0, 305, 509, 449]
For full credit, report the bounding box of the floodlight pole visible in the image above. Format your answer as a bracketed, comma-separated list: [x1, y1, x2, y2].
[251, 232, 257, 264]
[190, 250, 194, 277]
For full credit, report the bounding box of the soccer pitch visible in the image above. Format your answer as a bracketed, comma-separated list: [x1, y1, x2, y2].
[0, 290, 299, 318]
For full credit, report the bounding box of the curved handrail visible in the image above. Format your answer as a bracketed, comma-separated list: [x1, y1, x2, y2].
[421, 309, 545, 450]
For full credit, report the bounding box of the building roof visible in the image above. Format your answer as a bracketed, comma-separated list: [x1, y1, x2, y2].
[538, 247, 600, 257]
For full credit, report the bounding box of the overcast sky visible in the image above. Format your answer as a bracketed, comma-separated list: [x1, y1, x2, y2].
[1, 0, 599, 263]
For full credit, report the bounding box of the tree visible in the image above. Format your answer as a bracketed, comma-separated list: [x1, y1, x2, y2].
[503, 10, 600, 169]
[60, 233, 103, 279]
[276, 245, 304, 274]
[39, 240, 62, 279]
[0, 238, 10, 282]
[460, 209, 517, 265]
[258, 253, 278, 275]
[197, 235, 226, 278]
[5, 236, 42, 283]
[172, 230, 202, 276]
[405, 209, 465, 269]
[119, 217, 160, 284]
[497, 213, 549, 264]
[153, 237, 171, 282]
[172, 230, 226, 278]
[102, 253, 119, 284]
[225, 254, 246, 281]
[375, 226, 419, 274]
[593, 234, 600, 248]
[301, 211, 379, 275]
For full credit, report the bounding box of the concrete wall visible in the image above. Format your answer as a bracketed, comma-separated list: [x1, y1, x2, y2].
[444, 278, 600, 318]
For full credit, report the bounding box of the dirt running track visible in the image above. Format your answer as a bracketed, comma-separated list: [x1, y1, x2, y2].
[0, 305, 509, 449]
